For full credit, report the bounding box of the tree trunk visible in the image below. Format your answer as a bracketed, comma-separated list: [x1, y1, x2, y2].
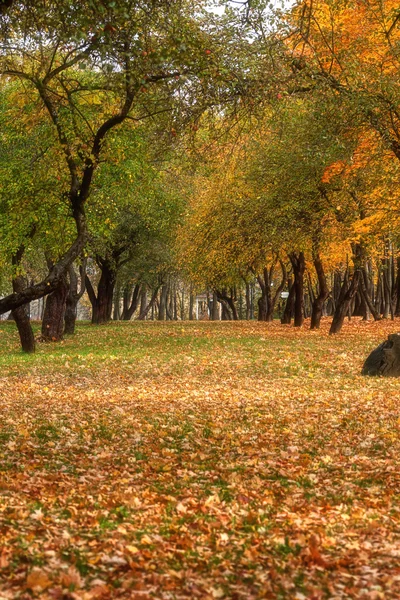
[96, 263, 115, 324]
[330, 270, 361, 334]
[360, 266, 380, 321]
[86, 261, 116, 325]
[310, 253, 329, 330]
[216, 289, 237, 320]
[189, 289, 194, 321]
[281, 276, 295, 324]
[245, 283, 251, 320]
[138, 286, 160, 320]
[211, 291, 219, 320]
[12, 274, 35, 353]
[113, 288, 121, 320]
[395, 257, 400, 316]
[121, 283, 141, 320]
[159, 284, 168, 321]
[289, 252, 306, 327]
[64, 261, 86, 335]
[41, 274, 69, 341]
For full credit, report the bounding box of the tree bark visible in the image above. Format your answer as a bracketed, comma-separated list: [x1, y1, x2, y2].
[11, 275, 35, 353]
[216, 289, 238, 320]
[211, 291, 219, 320]
[64, 261, 86, 335]
[41, 273, 69, 341]
[281, 276, 295, 324]
[121, 283, 141, 320]
[330, 269, 361, 334]
[137, 286, 160, 320]
[85, 259, 117, 325]
[310, 253, 329, 330]
[159, 284, 168, 320]
[289, 252, 306, 327]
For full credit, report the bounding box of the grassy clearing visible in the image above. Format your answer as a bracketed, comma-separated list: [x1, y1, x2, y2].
[1, 318, 400, 599]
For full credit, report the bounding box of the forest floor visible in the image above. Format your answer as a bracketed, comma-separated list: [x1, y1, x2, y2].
[1, 319, 400, 599]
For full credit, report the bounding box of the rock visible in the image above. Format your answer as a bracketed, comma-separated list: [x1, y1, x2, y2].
[362, 333, 400, 376]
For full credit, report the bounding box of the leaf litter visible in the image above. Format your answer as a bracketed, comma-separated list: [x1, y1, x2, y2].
[0, 319, 400, 598]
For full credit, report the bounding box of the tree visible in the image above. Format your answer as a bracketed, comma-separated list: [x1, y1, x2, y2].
[0, 0, 246, 322]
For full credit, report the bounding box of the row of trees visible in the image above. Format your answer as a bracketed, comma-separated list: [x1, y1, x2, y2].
[2, 0, 400, 350]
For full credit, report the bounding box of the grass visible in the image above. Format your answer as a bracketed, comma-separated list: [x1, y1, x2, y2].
[1, 317, 400, 599]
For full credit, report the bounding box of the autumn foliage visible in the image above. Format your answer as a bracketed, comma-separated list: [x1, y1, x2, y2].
[1, 320, 400, 598]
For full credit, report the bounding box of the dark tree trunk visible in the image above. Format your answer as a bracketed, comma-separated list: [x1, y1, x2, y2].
[310, 253, 329, 330]
[216, 289, 238, 320]
[64, 261, 86, 335]
[281, 276, 295, 324]
[289, 252, 306, 327]
[138, 286, 160, 320]
[189, 289, 194, 321]
[330, 269, 361, 334]
[113, 288, 121, 320]
[245, 282, 251, 320]
[140, 286, 147, 317]
[256, 260, 287, 322]
[121, 283, 141, 320]
[86, 261, 116, 325]
[12, 274, 35, 353]
[96, 263, 115, 324]
[159, 284, 168, 321]
[395, 257, 400, 316]
[180, 289, 185, 320]
[221, 302, 232, 320]
[360, 266, 380, 321]
[41, 274, 69, 341]
[256, 267, 271, 322]
[382, 254, 392, 319]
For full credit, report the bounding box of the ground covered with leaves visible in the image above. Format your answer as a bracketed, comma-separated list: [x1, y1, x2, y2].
[1, 319, 400, 599]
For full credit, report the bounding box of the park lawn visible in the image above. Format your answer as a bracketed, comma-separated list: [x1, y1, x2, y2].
[1, 319, 400, 599]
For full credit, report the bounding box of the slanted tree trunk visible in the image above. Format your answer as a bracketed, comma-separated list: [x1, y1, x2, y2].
[121, 283, 141, 320]
[138, 286, 160, 320]
[42, 273, 69, 341]
[211, 291, 219, 320]
[11, 256, 35, 353]
[64, 261, 86, 335]
[12, 291, 35, 353]
[310, 252, 329, 330]
[359, 266, 380, 321]
[216, 288, 238, 320]
[289, 252, 306, 327]
[113, 287, 121, 320]
[330, 266, 361, 334]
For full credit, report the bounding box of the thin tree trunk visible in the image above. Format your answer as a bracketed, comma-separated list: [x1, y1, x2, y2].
[159, 283, 168, 321]
[64, 261, 86, 335]
[212, 291, 219, 320]
[281, 276, 295, 324]
[310, 253, 329, 330]
[289, 252, 306, 327]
